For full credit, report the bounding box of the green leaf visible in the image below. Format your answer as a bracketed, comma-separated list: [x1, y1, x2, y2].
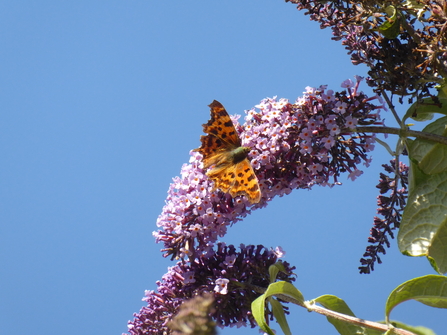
[402, 0, 426, 19]
[407, 117, 447, 164]
[386, 275, 447, 323]
[409, 117, 447, 175]
[251, 295, 276, 335]
[389, 320, 436, 335]
[428, 221, 447, 274]
[372, 320, 436, 335]
[269, 261, 287, 283]
[269, 265, 279, 284]
[378, 6, 401, 39]
[270, 298, 291, 335]
[406, 155, 430, 199]
[264, 281, 305, 305]
[419, 143, 447, 175]
[314, 295, 356, 317]
[403, 90, 447, 123]
[375, 137, 396, 156]
[404, 98, 435, 122]
[403, 85, 447, 122]
[313, 295, 382, 335]
[251, 281, 304, 335]
[406, 139, 430, 193]
[397, 170, 447, 273]
[402, 117, 447, 273]
[439, 84, 447, 99]
[402, 0, 426, 11]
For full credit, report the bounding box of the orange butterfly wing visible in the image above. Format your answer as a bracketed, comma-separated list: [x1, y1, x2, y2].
[195, 100, 261, 204]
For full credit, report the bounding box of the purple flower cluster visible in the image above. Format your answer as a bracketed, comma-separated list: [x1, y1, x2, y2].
[125, 244, 296, 334]
[285, 0, 446, 98]
[154, 77, 384, 260]
[359, 159, 409, 273]
[126, 78, 387, 334]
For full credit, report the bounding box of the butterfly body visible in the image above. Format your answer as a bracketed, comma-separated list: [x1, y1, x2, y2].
[195, 101, 261, 204]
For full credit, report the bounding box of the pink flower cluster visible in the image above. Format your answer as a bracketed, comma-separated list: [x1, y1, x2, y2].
[154, 77, 384, 259]
[125, 243, 295, 334]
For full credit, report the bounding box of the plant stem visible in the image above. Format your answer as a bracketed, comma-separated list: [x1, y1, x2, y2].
[381, 90, 403, 127]
[274, 293, 417, 335]
[306, 303, 416, 335]
[247, 283, 418, 335]
[351, 126, 447, 146]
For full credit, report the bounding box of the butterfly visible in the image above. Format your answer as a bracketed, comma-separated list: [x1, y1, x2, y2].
[194, 100, 261, 204]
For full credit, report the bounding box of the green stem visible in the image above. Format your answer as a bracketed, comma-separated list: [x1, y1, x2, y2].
[352, 126, 447, 146]
[275, 291, 417, 335]
[381, 91, 403, 127]
[305, 303, 417, 335]
[246, 283, 418, 335]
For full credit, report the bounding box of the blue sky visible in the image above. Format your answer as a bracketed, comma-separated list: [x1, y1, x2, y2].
[0, 1, 443, 335]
